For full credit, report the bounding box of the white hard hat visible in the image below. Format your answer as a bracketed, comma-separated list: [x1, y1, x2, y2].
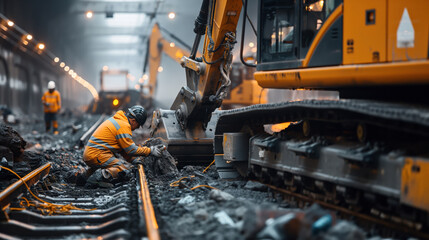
[6, 114, 16, 124]
[48, 81, 55, 89]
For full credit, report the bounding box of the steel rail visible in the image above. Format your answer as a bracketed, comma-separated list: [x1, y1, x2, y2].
[79, 114, 106, 147]
[137, 164, 160, 240]
[267, 184, 429, 239]
[0, 163, 51, 220]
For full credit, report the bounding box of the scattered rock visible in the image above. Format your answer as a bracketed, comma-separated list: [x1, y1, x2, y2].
[178, 195, 195, 205]
[244, 180, 268, 192]
[324, 220, 366, 240]
[16, 150, 47, 169]
[0, 123, 26, 158]
[234, 206, 248, 220]
[214, 211, 235, 227]
[194, 208, 209, 221]
[0, 146, 14, 163]
[209, 189, 234, 202]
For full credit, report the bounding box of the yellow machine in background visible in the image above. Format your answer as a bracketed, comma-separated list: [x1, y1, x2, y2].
[88, 69, 144, 114]
[143, 23, 194, 102]
[145, 23, 265, 110]
[222, 60, 268, 109]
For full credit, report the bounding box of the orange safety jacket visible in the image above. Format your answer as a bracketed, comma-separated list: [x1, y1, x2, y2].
[84, 110, 151, 164]
[42, 90, 61, 113]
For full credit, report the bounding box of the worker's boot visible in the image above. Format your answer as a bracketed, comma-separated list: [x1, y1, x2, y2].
[85, 169, 114, 188]
[116, 169, 131, 182]
[75, 167, 94, 186]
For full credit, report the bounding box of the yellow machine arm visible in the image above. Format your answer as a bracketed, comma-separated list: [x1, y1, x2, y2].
[170, 0, 243, 129]
[145, 23, 200, 99]
[149, 0, 243, 165]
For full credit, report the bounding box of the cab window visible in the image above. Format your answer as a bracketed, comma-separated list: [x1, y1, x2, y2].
[260, 0, 297, 63]
[258, 0, 342, 69]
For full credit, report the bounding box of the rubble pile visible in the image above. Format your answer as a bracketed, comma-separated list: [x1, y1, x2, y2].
[146, 161, 286, 239]
[142, 137, 179, 178]
[0, 114, 99, 189]
[0, 123, 47, 187]
[0, 123, 26, 158]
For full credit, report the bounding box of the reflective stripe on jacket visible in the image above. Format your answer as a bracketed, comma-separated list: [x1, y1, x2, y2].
[84, 110, 151, 164]
[42, 90, 61, 113]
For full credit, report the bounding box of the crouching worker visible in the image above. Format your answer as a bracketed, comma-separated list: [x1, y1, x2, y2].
[80, 105, 166, 187]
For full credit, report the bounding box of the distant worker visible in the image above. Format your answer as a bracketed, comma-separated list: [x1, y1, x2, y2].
[0, 105, 15, 124]
[80, 105, 166, 187]
[42, 81, 61, 135]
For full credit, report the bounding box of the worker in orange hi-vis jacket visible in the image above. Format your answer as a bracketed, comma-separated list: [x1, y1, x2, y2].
[41, 81, 61, 135]
[79, 105, 166, 187]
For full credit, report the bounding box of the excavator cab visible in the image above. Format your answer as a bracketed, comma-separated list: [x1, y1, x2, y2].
[258, 0, 343, 71]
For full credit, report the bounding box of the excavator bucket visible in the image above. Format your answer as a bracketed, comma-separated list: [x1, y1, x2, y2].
[150, 109, 221, 167]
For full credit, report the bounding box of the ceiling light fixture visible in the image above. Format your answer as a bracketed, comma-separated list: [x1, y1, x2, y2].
[86, 11, 93, 19]
[37, 43, 45, 50]
[168, 12, 176, 19]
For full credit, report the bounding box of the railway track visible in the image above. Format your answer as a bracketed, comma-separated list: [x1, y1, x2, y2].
[0, 162, 159, 239]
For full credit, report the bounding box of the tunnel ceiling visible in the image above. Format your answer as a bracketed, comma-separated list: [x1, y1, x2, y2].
[0, 0, 201, 90]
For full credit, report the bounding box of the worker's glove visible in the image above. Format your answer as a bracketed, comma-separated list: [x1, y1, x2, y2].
[150, 145, 166, 157]
[131, 158, 144, 166]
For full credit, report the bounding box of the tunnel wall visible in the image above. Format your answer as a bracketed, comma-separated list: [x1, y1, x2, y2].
[0, 44, 89, 118]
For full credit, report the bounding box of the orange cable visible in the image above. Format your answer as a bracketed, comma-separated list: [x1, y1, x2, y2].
[1, 166, 97, 215]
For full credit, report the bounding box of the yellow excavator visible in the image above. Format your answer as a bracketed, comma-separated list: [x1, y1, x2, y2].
[144, 23, 267, 110]
[142, 23, 194, 107]
[150, 0, 429, 233]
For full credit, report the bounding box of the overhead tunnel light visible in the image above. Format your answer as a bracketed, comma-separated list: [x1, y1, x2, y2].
[168, 12, 176, 19]
[37, 43, 45, 50]
[60, 62, 65, 68]
[26, 34, 33, 40]
[54, 57, 60, 63]
[86, 11, 94, 19]
[7, 20, 14, 27]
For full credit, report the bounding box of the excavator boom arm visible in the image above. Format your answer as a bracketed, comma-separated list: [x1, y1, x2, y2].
[146, 23, 198, 99]
[171, 0, 243, 129]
